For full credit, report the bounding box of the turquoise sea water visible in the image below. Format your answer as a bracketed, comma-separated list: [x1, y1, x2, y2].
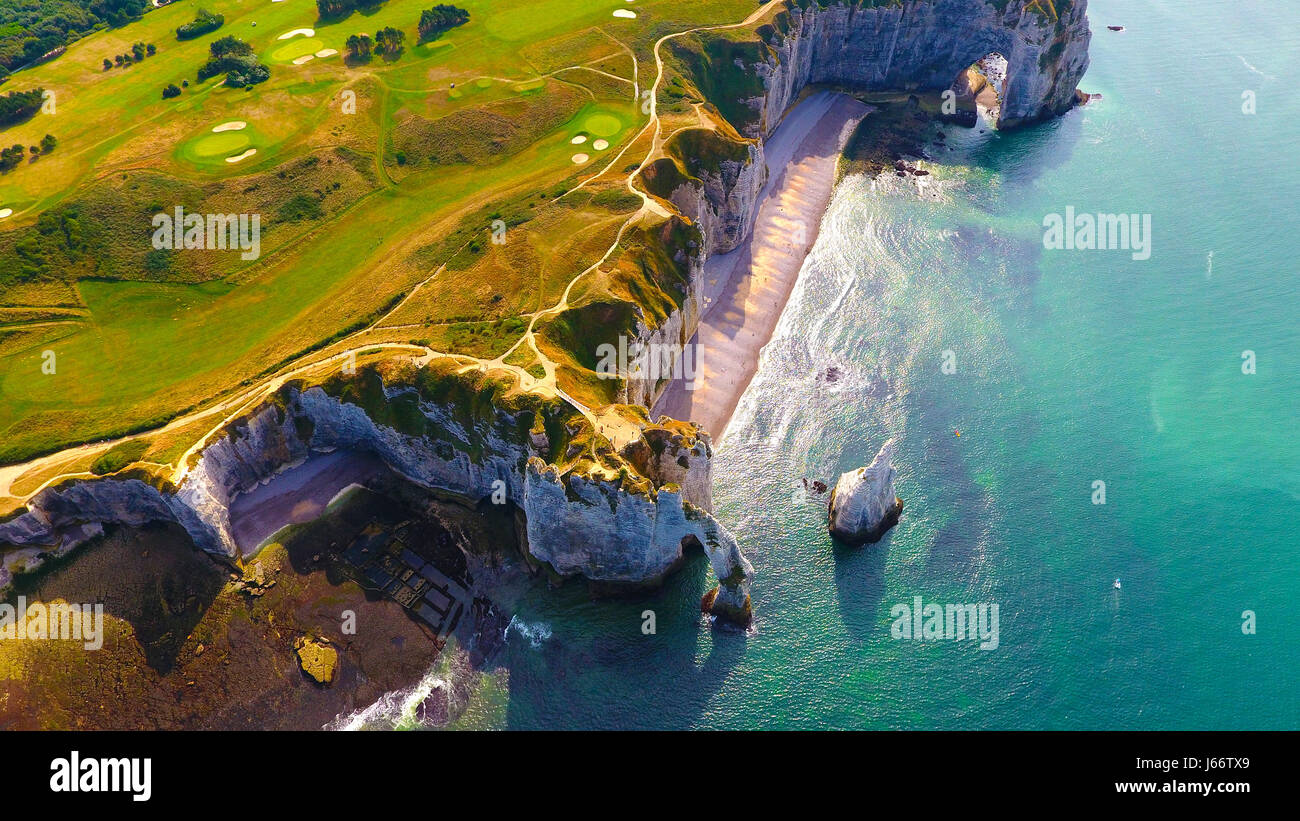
[476, 0, 1300, 729]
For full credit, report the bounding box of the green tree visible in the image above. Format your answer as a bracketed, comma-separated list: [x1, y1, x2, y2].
[0, 89, 45, 126]
[177, 8, 224, 40]
[0, 143, 26, 171]
[417, 5, 469, 42]
[374, 26, 405, 56]
[0, 0, 146, 73]
[345, 33, 372, 60]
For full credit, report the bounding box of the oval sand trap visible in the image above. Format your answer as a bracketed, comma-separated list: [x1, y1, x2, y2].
[592, 139, 609, 150]
[226, 148, 258, 163]
[0, 208, 12, 219]
[570, 135, 588, 145]
[278, 28, 315, 40]
[292, 54, 315, 65]
[571, 153, 590, 164]
[314, 49, 338, 58]
[212, 121, 247, 133]
[613, 9, 636, 18]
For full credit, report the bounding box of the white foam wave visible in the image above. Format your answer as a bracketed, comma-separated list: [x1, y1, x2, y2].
[505, 615, 551, 648]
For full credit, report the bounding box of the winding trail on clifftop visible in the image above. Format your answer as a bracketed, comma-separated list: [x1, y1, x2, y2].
[0, 2, 783, 507]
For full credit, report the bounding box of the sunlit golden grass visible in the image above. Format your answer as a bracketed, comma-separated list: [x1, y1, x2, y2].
[0, 0, 767, 468]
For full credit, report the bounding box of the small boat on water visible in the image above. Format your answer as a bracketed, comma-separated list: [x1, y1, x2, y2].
[1113, 578, 1122, 590]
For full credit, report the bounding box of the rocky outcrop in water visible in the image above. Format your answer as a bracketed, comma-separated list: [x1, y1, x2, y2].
[828, 439, 903, 546]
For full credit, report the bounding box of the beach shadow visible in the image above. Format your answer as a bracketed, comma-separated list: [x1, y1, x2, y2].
[12, 521, 226, 674]
[705, 115, 845, 348]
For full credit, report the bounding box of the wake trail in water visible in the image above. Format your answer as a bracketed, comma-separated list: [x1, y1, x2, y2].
[1238, 55, 1276, 81]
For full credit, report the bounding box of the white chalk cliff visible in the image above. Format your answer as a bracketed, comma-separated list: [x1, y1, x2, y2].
[0, 377, 754, 624]
[828, 439, 903, 545]
[749, 0, 1091, 134]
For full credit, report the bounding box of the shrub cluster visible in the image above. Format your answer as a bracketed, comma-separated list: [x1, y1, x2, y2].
[104, 40, 155, 69]
[316, 0, 389, 20]
[177, 8, 224, 41]
[197, 36, 270, 87]
[417, 5, 469, 42]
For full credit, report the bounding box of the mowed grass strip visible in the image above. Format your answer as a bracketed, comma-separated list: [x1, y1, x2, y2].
[188, 131, 252, 158]
[268, 39, 327, 64]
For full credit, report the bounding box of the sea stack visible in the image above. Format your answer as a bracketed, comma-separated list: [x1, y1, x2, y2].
[827, 439, 903, 546]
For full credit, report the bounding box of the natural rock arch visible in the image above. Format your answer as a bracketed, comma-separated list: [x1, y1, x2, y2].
[750, 0, 1091, 133]
[951, 51, 1011, 125]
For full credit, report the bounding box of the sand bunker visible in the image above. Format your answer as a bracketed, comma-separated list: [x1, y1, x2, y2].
[278, 28, 315, 40]
[571, 153, 590, 164]
[315, 49, 338, 58]
[592, 139, 609, 150]
[212, 121, 247, 133]
[292, 54, 315, 65]
[613, 9, 636, 18]
[0, 208, 12, 219]
[570, 135, 588, 145]
[226, 148, 258, 163]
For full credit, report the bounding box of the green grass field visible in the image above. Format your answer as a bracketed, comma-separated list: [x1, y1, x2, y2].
[0, 0, 762, 466]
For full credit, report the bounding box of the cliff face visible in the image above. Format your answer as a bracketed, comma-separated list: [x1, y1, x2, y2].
[665, 143, 768, 258]
[751, 0, 1091, 133]
[620, 291, 704, 410]
[616, 143, 768, 411]
[0, 379, 752, 620]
